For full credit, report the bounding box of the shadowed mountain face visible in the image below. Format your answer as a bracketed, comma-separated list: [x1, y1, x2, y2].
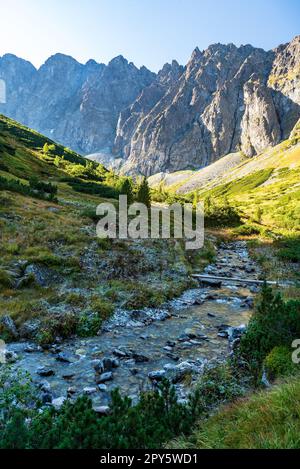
[0, 36, 299, 175]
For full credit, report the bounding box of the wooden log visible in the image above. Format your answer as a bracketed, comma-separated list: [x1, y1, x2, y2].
[191, 274, 291, 287]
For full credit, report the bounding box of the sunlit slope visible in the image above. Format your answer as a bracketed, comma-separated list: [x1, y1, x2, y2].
[0, 114, 119, 204]
[148, 152, 244, 193]
[150, 120, 300, 232]
[0, 114, 85, 180]
[149, 120, 300, 195]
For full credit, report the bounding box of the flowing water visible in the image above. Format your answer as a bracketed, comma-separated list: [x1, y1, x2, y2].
[8, 241, 260, 408]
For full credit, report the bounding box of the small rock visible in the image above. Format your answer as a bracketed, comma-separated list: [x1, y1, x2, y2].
[166, 340, 176, 347]
[166, 353, 180, 362]
[37, 367, 55, 377]
[62, 373, 75, 380]
[41, 392, 52, 404]
[132, 352, 149, 363]
[56, 352, 75, 363]
[148, 370, 166, 381]
[96, 372, 113, 384]
[125, 358, 136, 366]
[130, 310, 149, 322]
[38, 381, 51, 392]
[163, 346, 173, 352]
[177, 334, 190, 342]
[67, 387, 77, 395]
[98, 384, 107, 392]
[184, 328, 202, 339]
[182, 341, 193, 347]
[52, 397, 66, 410]
[19, 320, 41, 340]
[155, 310, 171, 321]
[103, 357, 119, 371]
[49, 345, 62, 354]
[93, 360, 104, 373]
[24, 264, 47, 287]
[113, 349, 127, 358]
[171, 362, 195, 383]
[207, 312, 216, 318]
[193, 298, 204, 305]
[228, 325, 247, 341]
[93, 406, 110, 415]
[83, 387, 97, 395]
[47, 207, 60, 213]
[0, 315, 19, 339]
[245, 296, 254, 308]
[4, 351, 18, 363]
[24, 344, 41, 353]
[140, 334, 149, 340]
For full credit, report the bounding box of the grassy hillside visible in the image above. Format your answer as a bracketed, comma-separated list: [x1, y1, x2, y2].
[0, 114, 121, 200]
[169, 375, 300, 449]
[1, 116, 299, 451]
[150, 121, 300, 287]
[0, 115, 213, 343]
[151, 120, 300, 234]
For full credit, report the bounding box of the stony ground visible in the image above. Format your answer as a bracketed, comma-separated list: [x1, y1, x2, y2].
[5, 241, 261, 414]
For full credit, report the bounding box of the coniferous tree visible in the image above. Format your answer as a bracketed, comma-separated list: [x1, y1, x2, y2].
[119, 177, 134, 205]
[136, 177, 151, 208]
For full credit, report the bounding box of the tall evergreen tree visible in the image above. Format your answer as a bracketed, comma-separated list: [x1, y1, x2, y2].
[136, 177, 151, 208]
[119, 177, 134, 205]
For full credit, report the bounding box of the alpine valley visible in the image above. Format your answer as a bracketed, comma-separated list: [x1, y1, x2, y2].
[0, 33, 300, 451]
[0, 36, 299, 176]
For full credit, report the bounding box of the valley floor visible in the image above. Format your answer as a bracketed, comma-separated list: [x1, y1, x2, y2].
[5, 240, 258, 410]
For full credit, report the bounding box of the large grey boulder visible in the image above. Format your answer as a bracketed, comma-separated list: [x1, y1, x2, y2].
[0, 315, 19, 339]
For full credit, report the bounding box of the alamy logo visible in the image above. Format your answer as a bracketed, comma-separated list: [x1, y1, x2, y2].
[96, 195, 204, 250]
[0, 79, 6, 104]
[0, 339, 6, 364]
[292, 339, 300, 364]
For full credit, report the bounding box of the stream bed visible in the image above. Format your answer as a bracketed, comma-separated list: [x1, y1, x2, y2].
[7, 241, 261, 411]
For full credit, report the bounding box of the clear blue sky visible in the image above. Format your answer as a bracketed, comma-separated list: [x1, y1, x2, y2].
[0, 0, 299, 71]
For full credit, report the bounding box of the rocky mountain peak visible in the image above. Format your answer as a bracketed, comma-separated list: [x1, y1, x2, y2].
[158, 60, 184, 85]
[107, 54, 130, 69]
[41, 53, 82, 70]
[190, 46, 202, 60]
[0, 37, 299, 173]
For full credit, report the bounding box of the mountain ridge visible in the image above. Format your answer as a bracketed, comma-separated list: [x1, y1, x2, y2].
[0, 36, 299, 175]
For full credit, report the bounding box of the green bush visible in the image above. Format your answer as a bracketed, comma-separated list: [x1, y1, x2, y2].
[276, 236, 300, 263]
[0, 375, 203, 449]
[264, 346, 299, 381]
[0, 269, 14, 289]
[0, 175, 57, 202]
[234, 224, 261, 236]
[204, 197, 241, 227]
[196, 364, 245, 408]
[36, 312, 78, 345]
[76, 312, 103, 337]
[69, 180, 119, 198]
[29, 177, 57, 195]
[0, 369, 38, 449]
[239, 283, 300, 370]
[90, 297, 114, 319]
